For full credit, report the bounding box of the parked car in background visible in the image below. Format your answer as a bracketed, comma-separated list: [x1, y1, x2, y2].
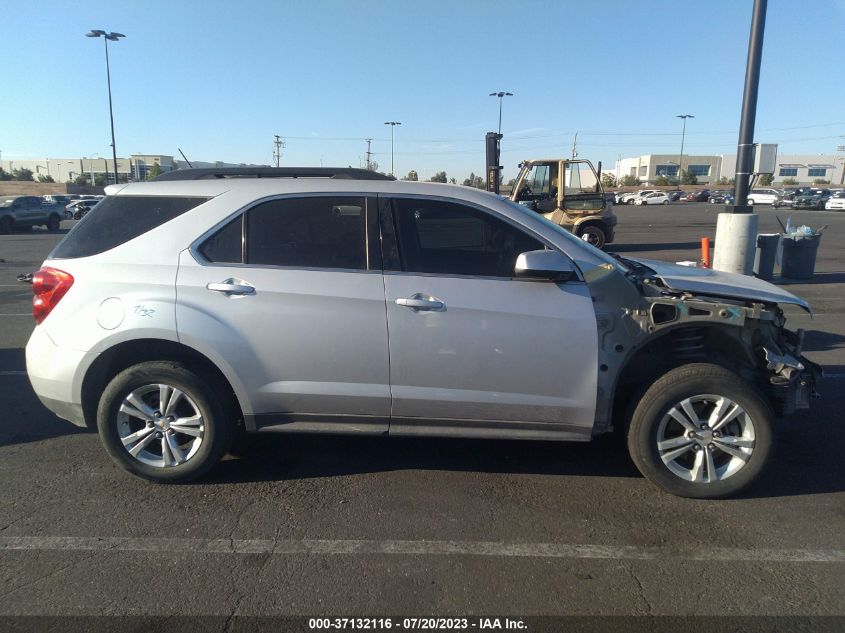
[42, 194, 72, 206]
[65, 198, 100, 219]
[620, 190, 659, 205]
[746, 189, 780, 205]
[24, 166, 820, 498]
[1, 196, 64, 233]
[792, 189, 832, 210]
[69, 198, 101, 220]
[635, 192, 669, 205]
[668, 191, 684, 202]
[773, 188, 812, 208]
[824, 191, 845, 211]
[707, 190, 730, 204]
[684, 190, 710, 202]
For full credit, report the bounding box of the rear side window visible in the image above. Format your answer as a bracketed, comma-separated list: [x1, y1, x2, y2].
[245, 197, 367, 270]
[50, 196, 209, 259]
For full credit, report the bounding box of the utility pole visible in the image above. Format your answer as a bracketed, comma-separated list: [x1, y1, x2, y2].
[384, 122, 401, 176]
[676, 114, 694, 189]
[713, 0, 767, 275]
[365, 139, 373, 171]
[273, 134, 284, 167]
[571, 131, 579, 159]
[838, 139, 845, 184]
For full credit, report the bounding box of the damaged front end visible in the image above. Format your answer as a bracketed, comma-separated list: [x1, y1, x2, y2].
[759, 322, 822, 415]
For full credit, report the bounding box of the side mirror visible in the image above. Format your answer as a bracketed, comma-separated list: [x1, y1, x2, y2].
[514, 250, 578, 282]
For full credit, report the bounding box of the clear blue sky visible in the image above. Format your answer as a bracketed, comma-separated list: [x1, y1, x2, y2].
[2, 0, 844, 181]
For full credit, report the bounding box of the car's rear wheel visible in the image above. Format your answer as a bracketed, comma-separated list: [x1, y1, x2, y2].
[46, 214, 61, 231]
[97, 361, 233, 483]
[748, 198, 756, 205]
[578, 224, 606, 249]
[662, 200, 669, 205]
[627, 363, 773, 498]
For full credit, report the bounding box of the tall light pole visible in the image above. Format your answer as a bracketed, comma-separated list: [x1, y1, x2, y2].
[86, 30, 125, 185]
[676, 114, 694, 189]
[489, 91, 513, 135]
[384, 121, 401, 176]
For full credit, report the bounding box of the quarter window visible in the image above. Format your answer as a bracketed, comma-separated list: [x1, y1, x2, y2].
[246, 197, 367, 270]
[391, 198, 544, 277]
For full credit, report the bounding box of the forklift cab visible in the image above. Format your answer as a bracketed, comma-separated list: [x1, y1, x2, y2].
[510, 159, 616, 248]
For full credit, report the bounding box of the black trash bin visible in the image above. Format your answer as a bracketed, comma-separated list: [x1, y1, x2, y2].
[781, 233, 821, 280]
[753, 233, 780, 280]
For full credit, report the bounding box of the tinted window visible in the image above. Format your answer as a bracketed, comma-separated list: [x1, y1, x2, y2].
[246, 197, 366, 270]
[50, 196, 209, 259]
[392, 198, 543, 277]
[198, 215, 243, 263]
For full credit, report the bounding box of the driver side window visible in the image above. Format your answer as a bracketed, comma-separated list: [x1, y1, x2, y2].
[391, 198, 544, 278]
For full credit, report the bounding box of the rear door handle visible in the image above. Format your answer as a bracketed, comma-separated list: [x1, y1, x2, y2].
[395, 294, 445, 311]
[206, 280, 255, 296]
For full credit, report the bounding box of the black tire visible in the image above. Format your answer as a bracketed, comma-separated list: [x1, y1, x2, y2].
[627, 363, 773, 499]
[748, 198, 755, 205]
[626, 199, 634, 205]
[0, 216, 12, 234]
[46, 214, 61, 231]
[577, 224, 607, 249]
[662, 200, 669, 205]
[97, 361, 234, 483]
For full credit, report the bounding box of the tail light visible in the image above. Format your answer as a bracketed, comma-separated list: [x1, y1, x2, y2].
[32, 267, 74, 325]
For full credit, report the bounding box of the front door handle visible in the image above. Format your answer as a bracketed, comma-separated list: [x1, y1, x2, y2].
[395, 294, 445, 311]
[207, 280, 255, 296]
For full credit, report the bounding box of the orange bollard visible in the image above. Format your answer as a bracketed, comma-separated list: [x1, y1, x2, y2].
[701, 237, 711, 268]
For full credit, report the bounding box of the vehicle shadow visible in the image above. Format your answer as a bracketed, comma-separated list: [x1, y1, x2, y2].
[777, 272, 845, 285]
[0, 348, 89, 447]
[801, 331, 845, 353]
[609, 241, 702, 253]
[206, 432, 642, 485]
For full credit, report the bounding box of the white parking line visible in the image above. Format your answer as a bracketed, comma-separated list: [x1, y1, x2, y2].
[0, 536, 842, 563]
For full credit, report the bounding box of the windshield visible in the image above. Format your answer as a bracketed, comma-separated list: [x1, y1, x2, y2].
[501, 197, 628, 273]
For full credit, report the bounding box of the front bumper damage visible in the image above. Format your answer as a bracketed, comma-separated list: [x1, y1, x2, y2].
[762, 328, 822, 416]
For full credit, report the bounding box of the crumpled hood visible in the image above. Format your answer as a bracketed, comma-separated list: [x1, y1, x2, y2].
[628, 257, 812, 314]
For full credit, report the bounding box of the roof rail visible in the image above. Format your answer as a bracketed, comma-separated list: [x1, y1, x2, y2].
[153, 167, 395, 182]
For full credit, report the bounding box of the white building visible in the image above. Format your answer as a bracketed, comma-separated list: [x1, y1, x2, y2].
[614, 154, 722, 185]
[615, 152, 844, 187]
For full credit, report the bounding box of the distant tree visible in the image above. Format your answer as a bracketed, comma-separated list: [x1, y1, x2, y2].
[366, 160, 379, 172]
[94, 174, 108, 187]
[0, 167, 12, 181]
[619, 174, 641, 186]
[449, 177, 457, 184]
[37, 174, 55, 183]
[429, 171, 447, 183]
[11, 168, 34, 181]
[146, 163, 162, 180]
[717, 176, 735, 186]
[653, 175, 670, 187]
[781, 177, 798, 186]
[680, 170, 698, 185]
[506, 178, 517, 188]
[813, 178, 830, 185]
[118, 174, 129, 183]
[462, 172, 485, 189]
[600, 173, 617, 188]
[401, 170, 418, 181]
[758, 173, 774, 186]
[73, 175, 89, 186]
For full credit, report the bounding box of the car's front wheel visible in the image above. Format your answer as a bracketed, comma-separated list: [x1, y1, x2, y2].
[46, 214, 61, 231]
[97, 361, 234, 483]
[627, 363, 773, 498]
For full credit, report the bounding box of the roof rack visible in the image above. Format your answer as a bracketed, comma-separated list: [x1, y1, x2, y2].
[153, 167, 395, 182]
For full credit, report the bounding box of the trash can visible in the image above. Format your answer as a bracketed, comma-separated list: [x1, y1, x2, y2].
[781, 234, 821, 280]
[753, 233, 780, 281]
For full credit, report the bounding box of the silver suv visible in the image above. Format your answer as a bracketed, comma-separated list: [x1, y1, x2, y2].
[25, 168, 820, 497]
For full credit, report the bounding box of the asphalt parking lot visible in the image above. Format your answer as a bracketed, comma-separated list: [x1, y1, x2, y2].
[0, 203, 843, 629]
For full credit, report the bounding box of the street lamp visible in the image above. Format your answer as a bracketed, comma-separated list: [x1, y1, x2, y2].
[384, 121, 401, 176]
[489, 92, 513, 135]
[86, 29, 125, 185]
[676, 114, 694, 189]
